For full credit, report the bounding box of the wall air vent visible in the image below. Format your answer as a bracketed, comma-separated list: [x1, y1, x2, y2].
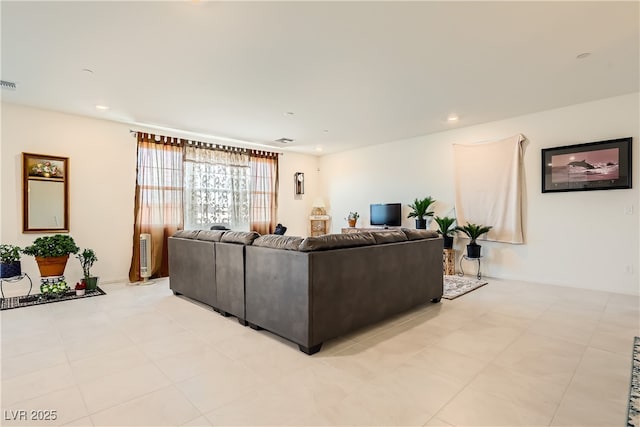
[1, 80, 17, 91]
[275, 137, 294, 144]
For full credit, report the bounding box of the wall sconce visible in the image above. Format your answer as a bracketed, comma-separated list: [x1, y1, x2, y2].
[294, 172, 304, 195]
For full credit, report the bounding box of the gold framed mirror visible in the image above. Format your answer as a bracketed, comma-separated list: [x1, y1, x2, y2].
[22, 152, 69, 233]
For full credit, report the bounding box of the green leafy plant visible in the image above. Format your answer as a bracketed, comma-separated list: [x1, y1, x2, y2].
[347, 212, 359, 220]
[23, 235, 79, 258]
[76, 248, 98, 280]
[407, 197, 436, 219]
[455, 223, 493, 245]
[434, 216, 456, 237]
[0, 244, 22, 263]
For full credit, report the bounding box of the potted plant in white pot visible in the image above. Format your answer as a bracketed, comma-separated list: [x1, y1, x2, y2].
[407, 197, 436, 229]
[434, 216, 456, 249]
[455, 222, 493, 258]
[76, 248, 98, 290]
[23, 235, 79, 277]
[75, 281, 86, 296]
[0, 244, 22, 278]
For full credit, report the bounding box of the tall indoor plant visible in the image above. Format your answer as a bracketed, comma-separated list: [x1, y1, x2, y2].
[76, 248, 98, 290]
[455, 222, 493, 258]
[407, 197, 436, 229]
[23, 234, 79, 277]
[0, 244, 22, 278]
[434, 216, 456, 249]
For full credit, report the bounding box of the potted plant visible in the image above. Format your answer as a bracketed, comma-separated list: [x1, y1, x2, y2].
[76, 248, 98, 290]
[23, 235, 79, 277]
[407, 197, 436, 229]
[75, 281, 86, 296]
[347, 212, 359, 227]
[455, 222, 493, 258]
[434, 216, 456, 249]
[0, 244, 22, 278]
[40, 277, 69, 298]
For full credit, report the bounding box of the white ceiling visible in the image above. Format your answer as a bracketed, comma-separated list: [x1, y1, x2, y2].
[2, 1, 638, 155]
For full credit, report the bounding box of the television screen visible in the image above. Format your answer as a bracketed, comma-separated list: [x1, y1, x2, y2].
[370, 203, 402, 227]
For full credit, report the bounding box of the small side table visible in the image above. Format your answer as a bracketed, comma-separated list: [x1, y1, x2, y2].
[310, 215, 330, 237]
[443, 249, 455, 275]
[0, 273, 33, 299]
[459, 256, 483, 280]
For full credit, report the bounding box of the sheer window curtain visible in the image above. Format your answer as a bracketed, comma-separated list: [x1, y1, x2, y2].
[249, 152, 279, 235]
[129, 134, 184, 282]
[184, 146, 250, 231]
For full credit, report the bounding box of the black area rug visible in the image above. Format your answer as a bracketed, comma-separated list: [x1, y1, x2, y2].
[0, 287, 106, 311]
[629, 336, 640, 427]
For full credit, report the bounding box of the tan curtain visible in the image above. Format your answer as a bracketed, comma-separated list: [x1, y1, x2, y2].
[249, 152, 279, 234]
[129, 133, 184, 282]
[453, 133, 525, 244]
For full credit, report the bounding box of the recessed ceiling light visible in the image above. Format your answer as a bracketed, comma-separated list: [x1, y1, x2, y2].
[323, 129, 329, 133]
[315, 146, 323, 152]
[95, 105, 109, 111]
[284, 112, 295, 116]
[447, 114, 459, 122]
[576, 52, 591, 60]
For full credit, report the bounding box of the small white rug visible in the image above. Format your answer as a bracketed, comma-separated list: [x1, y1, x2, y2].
[443, 275, 488, 300]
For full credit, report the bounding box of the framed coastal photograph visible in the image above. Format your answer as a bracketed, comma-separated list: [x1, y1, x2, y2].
[542, 137, 632, 193]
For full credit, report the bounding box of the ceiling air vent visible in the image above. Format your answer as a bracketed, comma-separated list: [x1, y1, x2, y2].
[275, 137, 294, 144]
[1, 80, 17, 91]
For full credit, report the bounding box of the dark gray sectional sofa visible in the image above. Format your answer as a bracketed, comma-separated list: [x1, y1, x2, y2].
[168, 228, 443, 354]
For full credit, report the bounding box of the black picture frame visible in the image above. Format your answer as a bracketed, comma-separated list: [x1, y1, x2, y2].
[542, 137, 632, 193]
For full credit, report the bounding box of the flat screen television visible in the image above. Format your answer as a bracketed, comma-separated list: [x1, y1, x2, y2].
[370, 203, 402, 227]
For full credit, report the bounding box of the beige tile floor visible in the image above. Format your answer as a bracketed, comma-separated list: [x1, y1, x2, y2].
[1, 277, 638, 426]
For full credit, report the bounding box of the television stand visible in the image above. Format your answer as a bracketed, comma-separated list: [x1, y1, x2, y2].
[341, 227, 401, 234]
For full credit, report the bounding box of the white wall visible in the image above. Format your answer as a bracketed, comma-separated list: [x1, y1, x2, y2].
[1, 103, 319, 284]
[277, 152, 321, 237]
[1, 103, 136, 284]
[320, 93, 640, 295]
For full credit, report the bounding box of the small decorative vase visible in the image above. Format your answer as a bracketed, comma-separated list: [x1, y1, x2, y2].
[76, 289, 85, 296]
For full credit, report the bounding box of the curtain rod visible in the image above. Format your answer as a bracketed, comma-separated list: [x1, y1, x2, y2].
[128, 129, 283, 156]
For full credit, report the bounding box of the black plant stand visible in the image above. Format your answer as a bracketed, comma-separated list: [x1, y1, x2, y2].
[0, 273, 33, 299]
[459, 256, 483, 280]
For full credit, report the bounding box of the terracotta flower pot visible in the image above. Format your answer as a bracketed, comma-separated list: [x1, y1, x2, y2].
[35, 255, 69, 277]
[348, 219, 357, 227]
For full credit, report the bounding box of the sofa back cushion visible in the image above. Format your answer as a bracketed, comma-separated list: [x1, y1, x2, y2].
[172, 230, 200, 240]
[371, 230, 409, 244]
[221, 231, 260, 245]
[401, 228, 439, 241]
[253, 235, 304, 251]
[298, 232, 376, 252]
[196, 230, 226, 242]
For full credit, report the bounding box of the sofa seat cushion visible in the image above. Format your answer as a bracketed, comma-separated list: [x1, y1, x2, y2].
[172, 230, 201, 239]
[401, 228, 439, 241]
[221, 231, 260, 245]
[253, 235, 304, 251]
[372, 230, 409, 244]
[298, 232, 376, 252]
[196, 230, 226, 242]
